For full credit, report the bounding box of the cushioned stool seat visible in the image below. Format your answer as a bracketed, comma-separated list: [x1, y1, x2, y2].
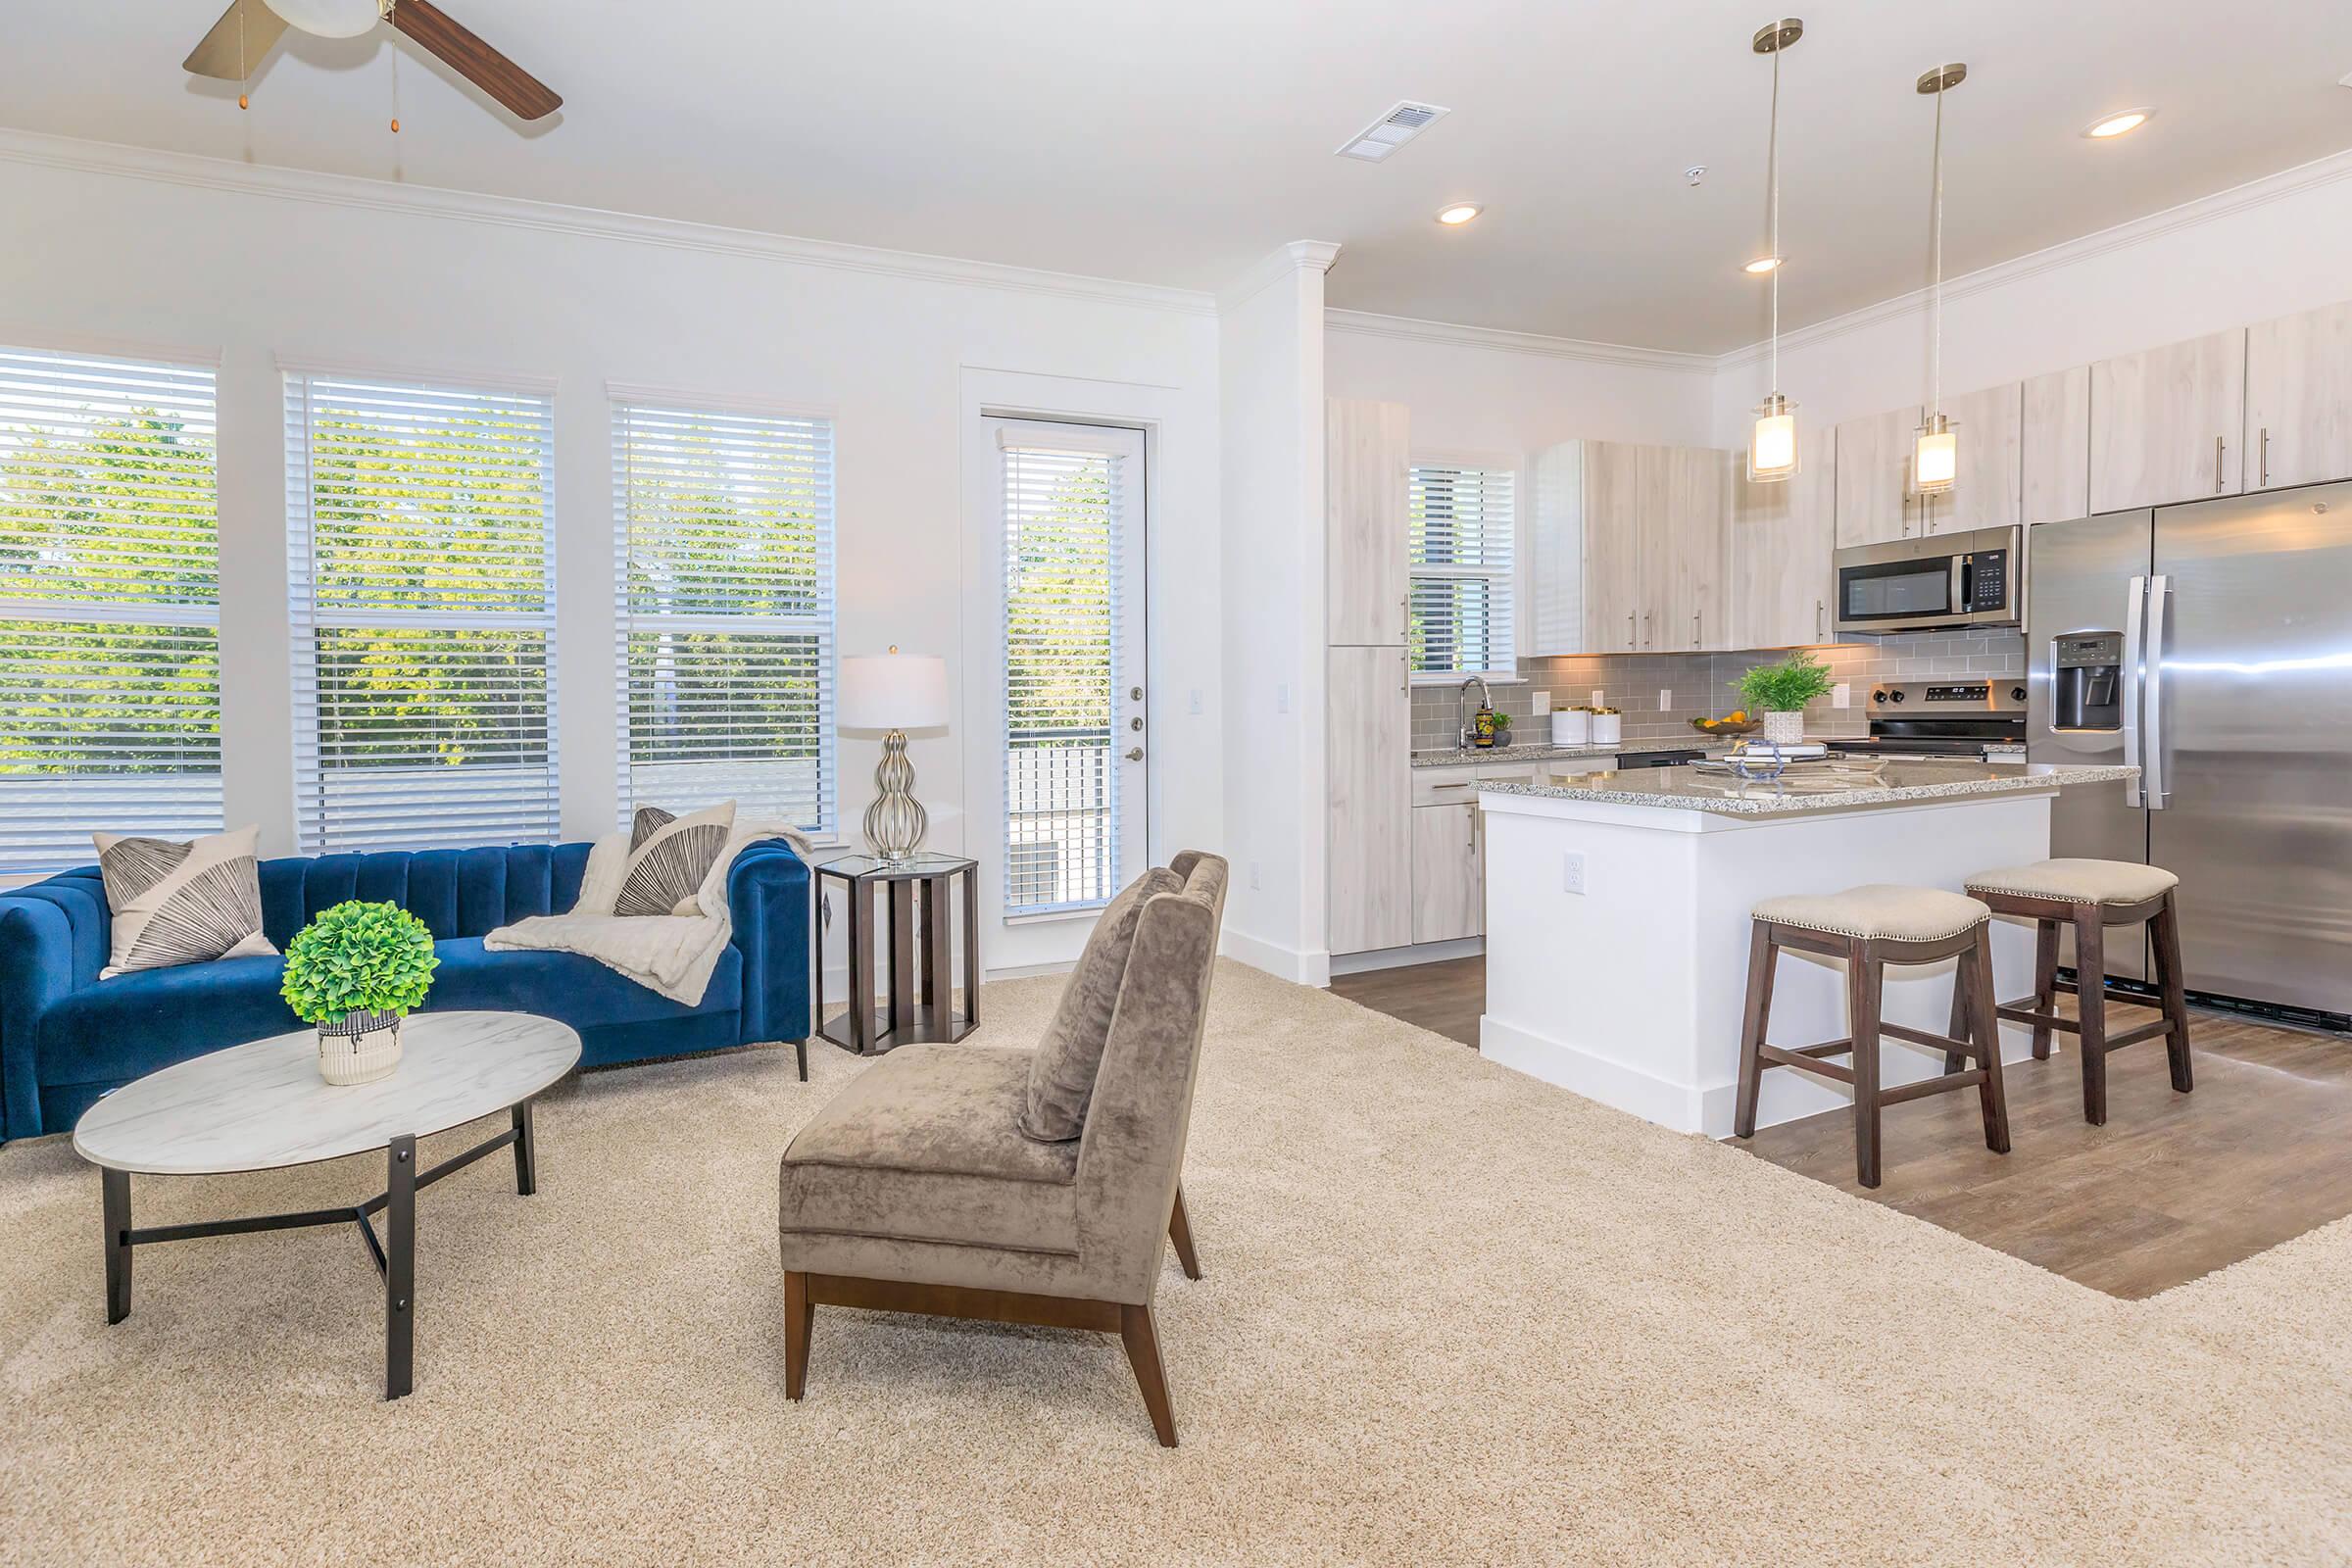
[780, 1044, 1080, 1256]
[1751, 884, 1990, 944]
[1965, 858, 2180, 906]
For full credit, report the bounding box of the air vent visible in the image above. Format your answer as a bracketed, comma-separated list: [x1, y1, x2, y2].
[1335, 100, 1451, 163]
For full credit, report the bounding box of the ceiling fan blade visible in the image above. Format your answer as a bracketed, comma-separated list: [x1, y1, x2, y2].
[388, 0, 563, 121]
[183, 0, 291, 80]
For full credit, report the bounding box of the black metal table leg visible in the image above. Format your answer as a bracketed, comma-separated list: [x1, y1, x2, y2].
[385, 1134, 416, 1400]
[512, 1101, 537, 1197]
[102, 1167, 131, 1325]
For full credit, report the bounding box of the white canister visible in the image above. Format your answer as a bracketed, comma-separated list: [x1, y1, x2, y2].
[1550, 709, 1591, 747]
[1589, 711, 1623, 746]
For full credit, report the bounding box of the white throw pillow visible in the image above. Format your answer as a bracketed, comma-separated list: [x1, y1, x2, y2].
[614, 802, 737, 917]
[93, 824, 278, 977]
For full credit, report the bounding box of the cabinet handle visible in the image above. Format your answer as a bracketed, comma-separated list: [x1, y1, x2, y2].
[2260, 426, 2270, 489]
[1626, 611, 1635, 648]
[2215, 434, 2226, 493]
[1642, 610, 1651, 648]
[1691, 612, 1700, 649]
[1398, 651, 1408, 693]
[1399, 594, 1409, 642]
[1816, 599, 1827, 639]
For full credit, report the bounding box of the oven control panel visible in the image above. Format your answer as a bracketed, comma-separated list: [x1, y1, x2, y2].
[1871, 680, 2027, 712]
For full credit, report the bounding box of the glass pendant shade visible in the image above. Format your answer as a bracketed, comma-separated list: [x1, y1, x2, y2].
[1914, 413, 1957, 494]
[262, 0, 384, 38]
[1749, 394, 1799, 482]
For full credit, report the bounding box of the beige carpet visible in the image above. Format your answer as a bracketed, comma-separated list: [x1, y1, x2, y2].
[2, 961, 2348, 1567]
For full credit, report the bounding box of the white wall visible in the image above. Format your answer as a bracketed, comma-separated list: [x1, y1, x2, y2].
[1710, 150, 2352, 443]
[0, 133, 1222, 978]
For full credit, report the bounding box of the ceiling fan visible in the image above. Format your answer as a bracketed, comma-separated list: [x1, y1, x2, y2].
[182, 0, 562, 122]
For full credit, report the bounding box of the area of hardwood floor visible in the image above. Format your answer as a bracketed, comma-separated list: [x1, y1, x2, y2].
[1329, 954, 2352, 1298]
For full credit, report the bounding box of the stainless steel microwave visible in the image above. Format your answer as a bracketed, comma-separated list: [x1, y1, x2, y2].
[1832, 525, 2021, 635]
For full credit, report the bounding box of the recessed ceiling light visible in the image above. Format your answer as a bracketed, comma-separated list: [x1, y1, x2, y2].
[2084, 108, 2153, 139]
[1743, 255, 1785, 274]
[1436, 203, 1483, 226]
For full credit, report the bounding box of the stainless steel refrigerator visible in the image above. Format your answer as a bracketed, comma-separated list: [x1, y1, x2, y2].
[2028, 481, 2352, 1025]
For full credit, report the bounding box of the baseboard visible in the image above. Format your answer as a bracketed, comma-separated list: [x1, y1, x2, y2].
[1478, 1014, 1705, 1133]
[1329, 937, 1484, 976]
[1219, 927, 1332, 988]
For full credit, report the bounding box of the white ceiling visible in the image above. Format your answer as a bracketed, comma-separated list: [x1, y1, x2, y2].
[7, 0, 2352, 353]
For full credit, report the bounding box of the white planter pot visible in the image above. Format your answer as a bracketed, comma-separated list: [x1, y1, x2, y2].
[318, 1011, 404, 1086]
[1761, 710, 1806, 747]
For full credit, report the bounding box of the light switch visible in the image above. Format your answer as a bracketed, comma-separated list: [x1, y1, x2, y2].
[1590, 689, 1604, 708]
[1658, 688, 1673, 711]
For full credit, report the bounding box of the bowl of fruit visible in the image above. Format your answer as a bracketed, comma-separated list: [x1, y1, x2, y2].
[1691, 710, 1762, 737]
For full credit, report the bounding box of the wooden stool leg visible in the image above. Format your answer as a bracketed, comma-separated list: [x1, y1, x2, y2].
[1848, 945, 1883, 1190]
[1969, 926, 2012, 1154]
[1733, 923, 1777, 1140]
[1942, 956, 1969, 1075]
[2031, 919, 2060, 1059]
[2151, 890, 2194, 1095]
[2074, 906, 2110, 1126]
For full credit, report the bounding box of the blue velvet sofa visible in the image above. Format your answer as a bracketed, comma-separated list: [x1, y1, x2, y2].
[0, 839, 811, 1144]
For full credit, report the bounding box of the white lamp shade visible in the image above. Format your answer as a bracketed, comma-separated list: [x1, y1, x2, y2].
[1914, 422, 1958, 492]
[1749, 401, 1799, 482]
[839, 654, 950, 731]
[263, 0, 385, 38]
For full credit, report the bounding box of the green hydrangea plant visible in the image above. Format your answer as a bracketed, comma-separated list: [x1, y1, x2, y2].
[280, 901, 439, 1026]
[1734, 651, 1837, 713]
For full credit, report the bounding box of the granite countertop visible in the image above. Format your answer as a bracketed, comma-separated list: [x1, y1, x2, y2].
[1412, 738, 1734, 768]
[1477, 759, 2140, 816]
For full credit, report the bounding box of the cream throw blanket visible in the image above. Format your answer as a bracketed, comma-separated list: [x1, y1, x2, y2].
[484, 822, 814, 1006]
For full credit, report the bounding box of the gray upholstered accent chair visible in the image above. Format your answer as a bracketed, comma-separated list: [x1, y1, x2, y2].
[779, 852, 1228, 1446]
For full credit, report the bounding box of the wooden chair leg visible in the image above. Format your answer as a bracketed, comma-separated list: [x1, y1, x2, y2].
[1168, 1187, 1202, 1281]
[1733, 922, 1777, 1140]
[1969, 927, 2011, 1154]
[2151, 891, 2194, 1095]
[784, 1270, 813, 1400]
[1848, 946, 1883, 1190]
[1119, 1303, 1178, 1448]
[2031, 919, 2060, 1059]
[2073, 906, 2109, 1126]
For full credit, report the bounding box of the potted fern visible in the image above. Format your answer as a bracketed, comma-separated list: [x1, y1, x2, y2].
[1733, 653, 1836, 748]
[280, 901, 439, 1085]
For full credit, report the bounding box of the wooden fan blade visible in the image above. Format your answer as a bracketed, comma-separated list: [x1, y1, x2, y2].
[389, 0, 563, 121]
[183, 0, 290, 79]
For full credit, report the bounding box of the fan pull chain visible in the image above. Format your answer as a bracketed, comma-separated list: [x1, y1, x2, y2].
[237, 0, 249, 111]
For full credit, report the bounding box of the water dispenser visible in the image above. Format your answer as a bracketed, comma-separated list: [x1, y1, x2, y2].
[2051, 632, 2123, 731]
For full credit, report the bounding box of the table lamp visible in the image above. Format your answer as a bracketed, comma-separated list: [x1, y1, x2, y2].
[839, 649, 950, 859]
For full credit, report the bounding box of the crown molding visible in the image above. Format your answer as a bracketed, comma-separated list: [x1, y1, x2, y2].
[1217, 240, 1346, 313]
[1713, 143, 2352, 372]
[1324, 308, 1716, 374]
[0, 128, 1220, 321]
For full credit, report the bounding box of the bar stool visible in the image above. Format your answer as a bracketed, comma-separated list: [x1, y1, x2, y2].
[1733, 885, 2010, 1189]
[1961, 858, 2192, 1126]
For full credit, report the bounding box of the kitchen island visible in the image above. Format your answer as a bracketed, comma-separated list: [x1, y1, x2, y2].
[1476, 758, 2138, 1136]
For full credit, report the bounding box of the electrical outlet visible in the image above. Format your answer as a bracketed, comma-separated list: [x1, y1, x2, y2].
[1189, 687, 1203, 715]
[1658, 688, 1673, 711]
[1249, 861, 1261, 892]
[1590, 689, 1604, 708]
[1532, 690, 1551, 715]
[1562, 853, 1587, 896]
[1276, 683, 1290, 715]
[1832, 682, 1851, 710]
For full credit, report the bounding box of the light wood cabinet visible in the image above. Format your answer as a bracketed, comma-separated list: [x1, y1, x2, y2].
[2088, 328, 2246, 512]
[1834, 404, 1922, 546]
[1920, 381, 2022, 535]
[1410, 803, 1480, 945]
[2021, 366, 2091, 526]
[1521, 441, 1586, 657]
[1729, 437, 1836, 649]
[1325, 399, 1411, 645]
[1650, 446, 1730, 650]
[2245, 301, 2352, 492]
[1581, 441, 1647, 654]
[1326, 644, 1412, 956]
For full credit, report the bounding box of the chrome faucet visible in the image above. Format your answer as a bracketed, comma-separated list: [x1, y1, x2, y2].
[1456, 675, 1494, 750]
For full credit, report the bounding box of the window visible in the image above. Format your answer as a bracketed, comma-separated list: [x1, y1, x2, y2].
[0, 347, 220, 876]
[286, 372, 558, 853]
[1408, 460, 1516, 679]
[997, 423, 1144, 915]
[613, 398, 835, 836]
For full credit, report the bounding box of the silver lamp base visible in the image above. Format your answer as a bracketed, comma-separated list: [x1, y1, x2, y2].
[863, 728, 928, 860]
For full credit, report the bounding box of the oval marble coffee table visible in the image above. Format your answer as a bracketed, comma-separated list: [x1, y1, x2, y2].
[74, 1011, 580, 1399]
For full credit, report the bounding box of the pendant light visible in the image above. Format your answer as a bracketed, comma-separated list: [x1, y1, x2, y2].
[1748, 19, 1804, 483]
[1913, 62, 1967, 495]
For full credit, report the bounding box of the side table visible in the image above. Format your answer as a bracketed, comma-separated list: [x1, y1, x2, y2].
[814, 852, 978, 1056]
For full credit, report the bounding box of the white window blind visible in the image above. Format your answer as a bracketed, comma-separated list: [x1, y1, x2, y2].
[612, 399, 835, 836]
[1408, 462, 1516, 679]
[0, 347, 220, 876]
[1001, 435, 1123, 914]
[286, 373, 558, 853]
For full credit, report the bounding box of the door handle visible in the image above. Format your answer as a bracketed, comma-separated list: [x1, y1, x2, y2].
[2143, 574, 2171, 808]
[2214, 435, 2226, 493]
[2122, 575, 2145, 808]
